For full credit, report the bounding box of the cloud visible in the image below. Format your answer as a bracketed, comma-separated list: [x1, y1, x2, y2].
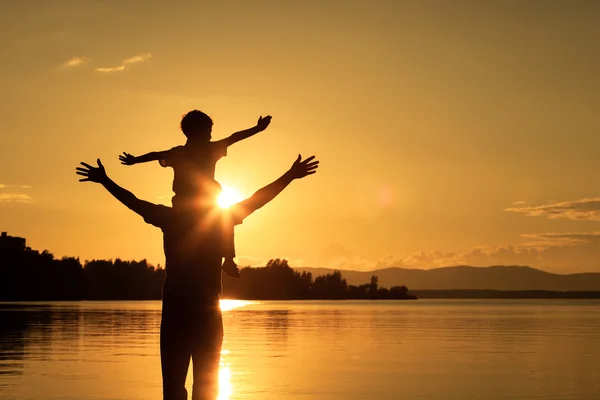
[235, 255, 267, 267]
[61, 56, 87, 68]
[318, 243, 375, 270]
[94, 65, 126, 73]
[312, 234, 600, 274]
[235, 255, 309, 269]
[0, 193, 32, 203]
[123, 53, 152, 65]
[521, 231, 600, 246]
[506, 198, 600, 221]
[94, 53, 152, 73]
[0, 184, 31, 189]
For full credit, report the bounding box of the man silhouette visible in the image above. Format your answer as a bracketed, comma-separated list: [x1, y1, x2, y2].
[76, 155, 319, 400]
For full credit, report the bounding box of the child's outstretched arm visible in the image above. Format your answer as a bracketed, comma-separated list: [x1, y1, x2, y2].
[119, 150, 171, 166]
[217, 115, 272, 147]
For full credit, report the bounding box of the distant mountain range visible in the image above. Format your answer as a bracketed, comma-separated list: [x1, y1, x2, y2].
[295, 265, 600, 291]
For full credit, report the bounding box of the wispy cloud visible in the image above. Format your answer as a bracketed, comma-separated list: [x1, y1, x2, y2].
[311, 234, 600, 273]
[237, 233, 600, 274]
[61, 56, 88, 68]
[94, 53, 152, 73]
[0, 184, 31, 189]
[0, 193, 32, 203]
[521, 231, 600, 246]
[95, 65, 126, 73]
[506, 198, 600, 221]
[123, 53, 151, 65]
[235, 255, 308, 269]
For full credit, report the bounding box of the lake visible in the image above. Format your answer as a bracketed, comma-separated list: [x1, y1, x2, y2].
[1, 300, 599, 400]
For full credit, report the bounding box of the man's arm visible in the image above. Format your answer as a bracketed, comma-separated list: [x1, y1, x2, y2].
[76, 159, 166, 225]
[232, 155, 319, 221]
[217, 115, 272, 148]
[119, 150, 172, 166]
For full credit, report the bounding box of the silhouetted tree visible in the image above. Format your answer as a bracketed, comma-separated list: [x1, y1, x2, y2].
[1, 249, 414, 300]
[0, 248, 165, 301]
[390, 285, 409, 298]
[311, 270, 348, 299]
[369, 275, 379, 298]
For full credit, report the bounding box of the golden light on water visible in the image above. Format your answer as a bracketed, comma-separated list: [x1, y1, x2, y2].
[219, 299, 256, 312]
[217, 186, 243, 209]
[217, 301, 255, 397]
[216, 301, 256, 398]
[217, 365, 232, 400]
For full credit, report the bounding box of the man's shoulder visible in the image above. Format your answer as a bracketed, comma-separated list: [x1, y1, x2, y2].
[145, 203, 171, 212]
[138, 202, 173, 228]
[225, 201, 254, 225]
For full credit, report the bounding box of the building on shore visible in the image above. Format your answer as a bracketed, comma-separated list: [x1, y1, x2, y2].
[0, 232, 27, 253]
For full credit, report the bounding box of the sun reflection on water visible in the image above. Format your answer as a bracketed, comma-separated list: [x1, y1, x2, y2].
[219, 299, 256, 312]
[217, 364, 232, 400]
[217, 300, 256, 399]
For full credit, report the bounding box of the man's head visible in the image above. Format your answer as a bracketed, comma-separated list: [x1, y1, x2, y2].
[180, 110, 213, 142]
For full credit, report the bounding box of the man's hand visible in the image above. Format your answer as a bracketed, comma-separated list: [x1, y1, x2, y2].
[288, 155, 319, 180]
[119, 152, 136, 165]
[256, 115, 272, 131]
[76, 159, 108, 184]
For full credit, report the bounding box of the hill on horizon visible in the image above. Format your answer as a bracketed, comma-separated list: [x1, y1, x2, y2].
[293, 265, 600, 291]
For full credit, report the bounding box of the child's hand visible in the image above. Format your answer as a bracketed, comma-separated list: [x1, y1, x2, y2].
[119, 152, 136, 166]
[256, 115, 272, 131]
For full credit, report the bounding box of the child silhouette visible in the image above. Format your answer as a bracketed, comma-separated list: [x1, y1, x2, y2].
[119, 110, 272, 277]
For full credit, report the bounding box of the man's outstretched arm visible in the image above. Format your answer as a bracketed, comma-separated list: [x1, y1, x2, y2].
[233, 155, 319, 221]
[76, 159, 159, 220]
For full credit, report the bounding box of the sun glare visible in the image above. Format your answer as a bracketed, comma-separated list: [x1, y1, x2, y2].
[217, 186, 243, 209]
[219, 299, 255, 312]
[217, 365, 232, 400]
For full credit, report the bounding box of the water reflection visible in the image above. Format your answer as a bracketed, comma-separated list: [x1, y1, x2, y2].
[217, 364, 232, 400]
[220, 299, 256, 312]
[1, 300, 600, 400]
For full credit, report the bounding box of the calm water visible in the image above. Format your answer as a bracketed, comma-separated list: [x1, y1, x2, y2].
[1, 300, 600, 400]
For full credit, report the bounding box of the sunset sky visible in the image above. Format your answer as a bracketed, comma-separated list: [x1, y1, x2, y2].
[1, 1, 599, 273]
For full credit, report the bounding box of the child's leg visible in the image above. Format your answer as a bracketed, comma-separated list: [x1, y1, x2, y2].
[221, 223, 240, 278]
[222, 257, 240, 278]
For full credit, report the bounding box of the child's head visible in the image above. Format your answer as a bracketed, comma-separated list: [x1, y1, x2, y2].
[180, 110, 213, 141]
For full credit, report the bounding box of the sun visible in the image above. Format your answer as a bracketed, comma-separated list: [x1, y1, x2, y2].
[217, 185, 243, 208]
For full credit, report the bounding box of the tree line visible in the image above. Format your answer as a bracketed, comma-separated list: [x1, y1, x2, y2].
[0, 249, 415, 300]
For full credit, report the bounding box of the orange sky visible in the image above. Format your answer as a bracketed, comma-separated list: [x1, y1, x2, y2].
[1, 1, 599, 273]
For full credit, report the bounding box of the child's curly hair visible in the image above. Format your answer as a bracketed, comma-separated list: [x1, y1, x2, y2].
[180, 110, 213, 139]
